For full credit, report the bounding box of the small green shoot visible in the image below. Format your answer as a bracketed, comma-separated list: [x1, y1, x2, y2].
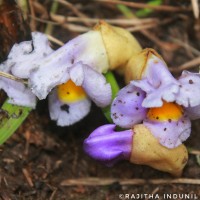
[136, 0, 162, 17]
[103, 71, 120, 123]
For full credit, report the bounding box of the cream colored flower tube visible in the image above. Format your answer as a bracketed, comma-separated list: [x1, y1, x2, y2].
[125, 48, 164, 83]
[130, 124, 188, 177]
[94, 21, 142, 73]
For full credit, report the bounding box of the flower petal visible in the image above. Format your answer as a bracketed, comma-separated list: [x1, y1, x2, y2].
[176, 71, 200, 107]
[132, 55, 179, 107]
[29, 62, 70, 100]
[28, 30, 110, 99]
[111, 83, 147, 128]
[143, 116, 191, 148]
[69, 63, 112, 107]
[0, 78, 36, 108]
[10, 32, 54, 78]
[48, 89, 91, 126]
[83, 124, 133, 167]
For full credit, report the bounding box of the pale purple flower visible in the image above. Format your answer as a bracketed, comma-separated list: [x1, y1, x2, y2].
[1, 31, 111, 126]
[110, 54, 199, 148]
[83, 54, 197, 166]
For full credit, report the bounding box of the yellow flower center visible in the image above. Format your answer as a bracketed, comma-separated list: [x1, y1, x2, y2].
[57, 80, 87, 103]
[147, 101, 183, 121]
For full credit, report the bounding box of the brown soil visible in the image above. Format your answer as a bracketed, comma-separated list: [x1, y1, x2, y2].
[1, 0, 200, 199]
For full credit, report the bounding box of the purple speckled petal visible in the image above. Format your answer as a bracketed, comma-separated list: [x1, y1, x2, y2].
[176, 71, 200, 107]
[111, 83, 147, 128]
[83, 124, 133, 167]
[143, 116, 191, 148]
[70, 62, 112, 107]
[0, 78, 36, 108]
[132, 55, 179, 108]
[48, 89, 91, 126]
[10, 32, 54, 78]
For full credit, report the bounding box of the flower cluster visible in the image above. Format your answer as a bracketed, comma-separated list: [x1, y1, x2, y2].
[0, 21, 141, 126]
[1, 21, 199, 176]
[84, 49, 200, 176]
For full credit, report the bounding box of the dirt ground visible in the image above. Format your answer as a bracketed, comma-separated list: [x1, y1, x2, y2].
[0, 0, 200, 199]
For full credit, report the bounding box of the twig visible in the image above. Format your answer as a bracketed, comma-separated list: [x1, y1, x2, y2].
[28, 0, 37, 31]
[50, 17, 89, 32]
[22, 168, 34, 187]
[49, 189, 57, 200]
[189, 149, 200, 155]
[47, 34, 64, 46]
[96, 0, 191, 12]
[191, 0, 199, 19]
[55, 0, 92, 27]
[145, 187, 159, 200]
[50, 14, 159, 26]
[29, 15, 59, 25]
[169, 57, 200, 72]
[169, 37, 200, 56]
[45, 1, 59, 35]
[142, 30, 180, 51]
[0, 71, 28, 84]
[61, 178, 200, 186]
[127, 23, 159, 32]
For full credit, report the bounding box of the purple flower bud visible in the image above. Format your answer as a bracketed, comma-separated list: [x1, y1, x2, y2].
[83, 124, 133, 167]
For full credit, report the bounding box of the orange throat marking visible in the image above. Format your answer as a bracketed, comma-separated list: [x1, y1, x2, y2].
[57, 80, 87, 103]
[147, 101, 183, 122]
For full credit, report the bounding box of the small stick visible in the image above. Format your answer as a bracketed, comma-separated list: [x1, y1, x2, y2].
[22, 168, 34, 187]
[55, 0, 92, 27]
[47, 34, 64, 46]
[191, 0, 199, 19]
[0, 71, 28, 84]
[189, 149, 200, 155]
[96, 0, 191, 12]
[169, 57, 200, 72]
[60, 177, 200, 186]
[50, 14, 159, 26]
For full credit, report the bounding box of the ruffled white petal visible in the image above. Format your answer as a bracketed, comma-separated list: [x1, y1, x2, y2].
[0, 78, 36, 108]
[48, 89, 91, 126]
[28, 30, 109, 99]
[69, 63, 112, 107]
[29, 63, 70, 100]
[10, 32, 54, 78]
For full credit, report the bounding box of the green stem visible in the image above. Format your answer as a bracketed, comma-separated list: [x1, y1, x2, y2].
[102, 71, 120, 123]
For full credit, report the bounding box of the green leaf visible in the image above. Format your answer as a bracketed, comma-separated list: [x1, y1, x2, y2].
[117, 4, 135, 18]
[102, 71, 120, 123]
[0, 100, 31, 145]
[136, 0, 163, 17]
